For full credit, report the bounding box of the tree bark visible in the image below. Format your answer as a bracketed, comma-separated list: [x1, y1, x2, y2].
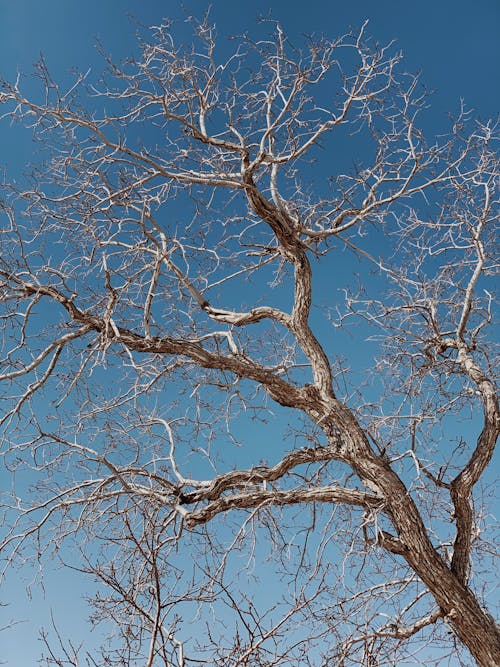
[388, 482, 500, 666]
[313, 395, 500, 667]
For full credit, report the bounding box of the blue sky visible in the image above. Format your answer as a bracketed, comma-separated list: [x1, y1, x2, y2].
[0, 1, 499, 665]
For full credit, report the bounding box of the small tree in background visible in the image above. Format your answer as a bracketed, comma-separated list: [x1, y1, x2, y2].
[0, 18, 498, 667]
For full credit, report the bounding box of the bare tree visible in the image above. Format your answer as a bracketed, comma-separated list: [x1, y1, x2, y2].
[0, 17, 498, 667]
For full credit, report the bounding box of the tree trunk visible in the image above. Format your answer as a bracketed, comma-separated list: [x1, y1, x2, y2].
[319, 400, 500, 666]
[384, 466, 500, 666]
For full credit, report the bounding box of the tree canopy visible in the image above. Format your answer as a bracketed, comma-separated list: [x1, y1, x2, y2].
[0, 17, 498, 667]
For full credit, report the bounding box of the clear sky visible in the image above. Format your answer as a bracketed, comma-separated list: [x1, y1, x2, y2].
[0, 1, 498, 665]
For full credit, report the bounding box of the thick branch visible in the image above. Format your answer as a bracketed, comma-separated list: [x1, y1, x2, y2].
[185, 484, 382, 527]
